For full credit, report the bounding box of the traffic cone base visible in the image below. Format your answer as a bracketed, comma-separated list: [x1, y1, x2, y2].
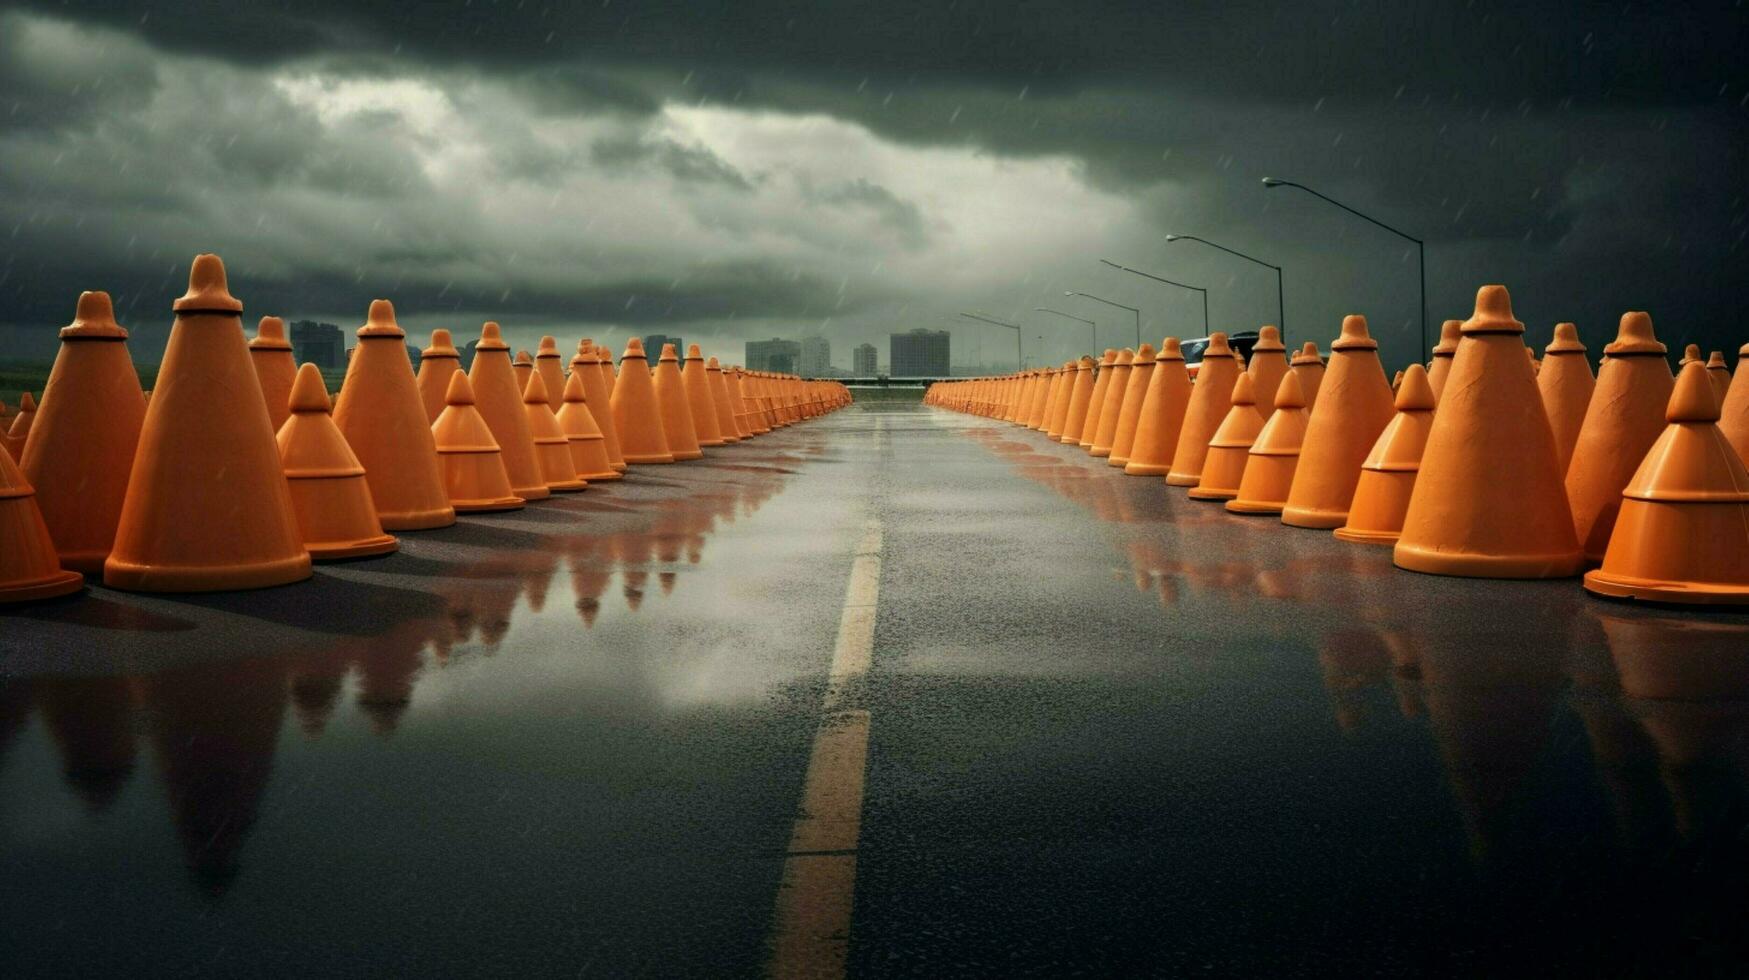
[0, 445, 84, 603]
[1331, 473, 1416, 544]
[443, 455, 529, 512]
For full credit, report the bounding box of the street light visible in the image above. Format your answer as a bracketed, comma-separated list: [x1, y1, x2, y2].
[1261, 177, 1426, 355]
[1097, 260, 1209, 336]
[960, 311, 1023, 370]
[1034, 308, 1096, 353]
[1064, 290, 1140, 349]
[1165, 234, 1284, 333]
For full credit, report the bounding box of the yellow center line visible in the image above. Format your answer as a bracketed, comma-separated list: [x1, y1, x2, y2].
[767, 519, 882, 979]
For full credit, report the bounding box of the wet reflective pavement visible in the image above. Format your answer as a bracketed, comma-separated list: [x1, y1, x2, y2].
[4, 402, 1748, 977]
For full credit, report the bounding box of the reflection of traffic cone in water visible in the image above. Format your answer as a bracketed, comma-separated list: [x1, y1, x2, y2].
[1704, 351, 1730, 407]
[20, 291, 146, 575]
[104, 255, 312, 592]
[578, 343, 629, 469]
[1247, 326, 1290, 419]
[1078, 350, 1118, 450]
[512, 349, 534, 394]
[1189, 374, 1263, 501]
[523, 372, 587, 492]
[37, 675, 139, 811]
[248, 316, 297, 433]
[1090, 349, 1133, 457]
[1109, 344, 1155, 467]
[1395, 286, 1582, 578]
[416, 329, 461, 423]
[1335, 365, 1436, 544]
[278, 364, 398, 560]
[653, 344, 704, 460]
[1166, 334, 1241, 486]
[1059, 357, 1097, 445]
[535, 336, 566, 412]
[1289, 342, 1325, 411]
[682, 345, 725, 447]
[332, 301, 456, 530]
[3, 392, 35, 460]
[706, 357, 743, 443]
[1427, 319, 1462, 402]
[1281, 316, 1396, 527]
[0, 436, 84, 602]
[1582, 362, 1749, 605]
[1229, 371, 1310, 514]
[1722, 342, 1749, 464]
[469, 322, 549, 499]
[1565, 313, 1675, 563]
[612, 340, 674, 463]
[1538, 323, 1594, 476]
[556, 373, 619, 481]
[431, 372, 524, 513]
[1125, 340, 1193, 476]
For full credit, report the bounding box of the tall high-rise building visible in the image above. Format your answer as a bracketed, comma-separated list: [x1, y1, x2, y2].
[289, 320, 345, 369]
[890, 328, 950, 377]
[745, 338, 801, 374]
[643, 333, 683, 358]
[798, 336, 831, 377]
[853, 343, 878, 375]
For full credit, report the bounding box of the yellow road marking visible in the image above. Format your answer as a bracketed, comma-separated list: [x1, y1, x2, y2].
[768, 520, 882, 979]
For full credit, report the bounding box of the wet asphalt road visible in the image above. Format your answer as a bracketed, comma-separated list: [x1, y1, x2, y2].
[3, 399, 1748, 978]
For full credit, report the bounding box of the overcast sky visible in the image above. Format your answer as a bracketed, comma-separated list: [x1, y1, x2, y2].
[2, 1, 1744, 373]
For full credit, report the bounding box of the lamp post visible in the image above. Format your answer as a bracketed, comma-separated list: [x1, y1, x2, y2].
[1164, 234, 1284, 333]
[1261, 177, 1426, 355]
[1064, 291, 1140, 349]
[1096, 260, 1208, 336]
[960, 312, 1023, 371]
[1034, 308, 1097, 353]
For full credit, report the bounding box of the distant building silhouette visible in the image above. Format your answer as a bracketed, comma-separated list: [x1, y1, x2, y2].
[405, 344, 422, 371]
[289, 320, 345, 369]
[853, 343, 878, 375]
[644, 333, 683, 358]
[798, 337, 831, 377]
[460, 339, 479, 371]
[890, 328, 950, 377]
[746, 338, 801, 374]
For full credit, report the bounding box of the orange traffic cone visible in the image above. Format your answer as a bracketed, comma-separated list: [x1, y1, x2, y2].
[1078, 350, 1118, 450]
[1059, 356, 1097, 445]
[468, 322, 550, 499]
[1126, 340, 1194, 476]
[3, 392, 35, 460]
[705, 357, 742, 443]
[1280, 316, 1396, 527]
[1334, 364, 1436, 545]
[19, 291, 147, 575]
[0, 432, 84, 603]
[576, 343, 628, 470]
[1044, 361, 1075, 440]
[1583, 361, 1749, 604]
[682, 345, 725, 447]
[1091, 349, 1133, 457]
[535, 336, 566, 412]
[416, 329, 462, 423]
[277, 363, 397, 560]
[652, 344, 703, 460]
[610, 339, 674, 463]
[431, 371, 524, 513]
[104, 254, 312, 592]
[1566, 312, 1675, 563]
[1290, 342, 1326, 411]
[1427, 319, 1462, 402]
[248, 316, 297, 433]
[1189, 374, 1264, 501]
[332, 301, 456, 530]
[1109, 343, 1155, 467]
[1705, 351, 1730, 407]
[1247, 325, 1290, 419]
[1679, 343, 1702, 367]
[523, 372, 587, 492]
[1721, 342, 1749, 464]
[1395, 286, 1582, 578]
[1538, 322, 1594, 476]
[1229, 371, 1311, 514]
[512, 349, 535, 394]
[732, 366, 767, 436]
[556, 373, 619, 481]
[1166, 334, 1241, 486]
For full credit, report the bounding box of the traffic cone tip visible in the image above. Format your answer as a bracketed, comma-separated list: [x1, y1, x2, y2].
[1332, 315, 1378, 350]
[359, 299, 404, 337]
[173, 254, 242, 312]
[288, 363, 331, 413]
[62, 291, 128, 339]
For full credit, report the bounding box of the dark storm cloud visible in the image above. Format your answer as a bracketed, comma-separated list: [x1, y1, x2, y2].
[590, 132, 757, 190]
